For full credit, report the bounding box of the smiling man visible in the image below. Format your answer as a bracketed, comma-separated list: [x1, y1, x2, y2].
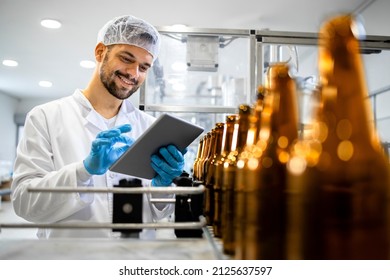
[11, 15, 185, 239]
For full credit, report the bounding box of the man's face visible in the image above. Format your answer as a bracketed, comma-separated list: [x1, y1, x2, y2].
[99, 44, 153, 100]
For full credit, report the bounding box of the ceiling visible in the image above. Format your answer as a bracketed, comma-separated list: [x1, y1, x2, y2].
[1, 0, 389, 100]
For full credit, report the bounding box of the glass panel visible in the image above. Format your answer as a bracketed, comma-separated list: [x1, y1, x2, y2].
[260, 43, 320, 129]
[142, 29, 253, 174]
[142, 30, 390, 170]
[144, 31, 251, 109]
[261, 41, 390, 152]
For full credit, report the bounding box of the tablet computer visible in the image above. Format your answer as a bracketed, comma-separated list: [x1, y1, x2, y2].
[109, 113, 204, 179]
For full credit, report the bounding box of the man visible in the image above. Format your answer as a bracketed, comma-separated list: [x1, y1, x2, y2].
[11, 15, 185, 239]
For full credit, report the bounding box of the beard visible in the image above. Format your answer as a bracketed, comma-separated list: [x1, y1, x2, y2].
[99, 55, 140, 100]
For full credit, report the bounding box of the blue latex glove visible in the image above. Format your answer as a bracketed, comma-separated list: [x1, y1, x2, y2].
[84, 124, 134, 175]
[151, 145, 186, 186]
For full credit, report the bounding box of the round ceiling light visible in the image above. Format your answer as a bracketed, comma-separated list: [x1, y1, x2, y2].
[40, 19, 62, 29]
[2, 59, 18, 67]
[39, 81, 53, 88]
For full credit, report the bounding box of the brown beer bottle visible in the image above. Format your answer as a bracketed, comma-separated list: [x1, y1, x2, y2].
[287, 14, 390, 260]
[236, 62, 299, 259]
[253, 85, 266, 134]
[234, 86, 266, 259]
[203, 129, 216, 183]
[204, 123, 224, 226]
[213, 115, 237, 238]
[201, 126, 216, 225]
[192, 136, 204, 181]
[221, 104, 252, 255]
[198, 132, 211, 183]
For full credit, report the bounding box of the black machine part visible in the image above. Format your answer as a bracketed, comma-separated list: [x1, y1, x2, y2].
[112, 178, 143, 237]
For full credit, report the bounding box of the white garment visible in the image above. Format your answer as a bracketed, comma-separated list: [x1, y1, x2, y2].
[11, 89, 175, 239]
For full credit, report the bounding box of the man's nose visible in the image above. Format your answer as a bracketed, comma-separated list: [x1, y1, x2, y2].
[126, 64, 140, 79]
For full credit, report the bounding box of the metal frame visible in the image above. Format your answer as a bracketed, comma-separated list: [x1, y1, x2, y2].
[141, 27, 390, 115]
[255, 30, 390, 72]
[139, 26, 258, 113]
[256, 30, 390, 50]
[255, 30, 390, 128]
[2, 185, 206, 230]
[1, 185, 224, 259]
[26, 185, 205, 194]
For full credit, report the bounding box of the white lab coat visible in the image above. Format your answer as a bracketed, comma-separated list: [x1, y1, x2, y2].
[11, 89, 175, 239]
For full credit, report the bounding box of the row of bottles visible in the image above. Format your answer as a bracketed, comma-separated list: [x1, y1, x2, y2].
[191, 14, 390, 260]
[286, 14, 390, 260]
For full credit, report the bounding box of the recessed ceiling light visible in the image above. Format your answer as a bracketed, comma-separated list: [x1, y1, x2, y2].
[2, 59, 18, 67]
[80, 60, 96, 69]
[39, 81, 53, 88]
[40, 19, 62, 29]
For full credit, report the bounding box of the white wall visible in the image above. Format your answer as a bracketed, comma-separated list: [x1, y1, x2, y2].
[0, 89, 141, 178]
[0, 93, 18, 163]
[364, 51, 390, 143]
[15, 97, 53, 115]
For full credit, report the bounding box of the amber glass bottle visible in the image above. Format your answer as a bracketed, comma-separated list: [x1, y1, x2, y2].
[204, 123, 224, 225]
[192, 137, 204, 181]
[203, 129, 216, 183]
[221, 104, 252, 255]
[213, 115, 237, 238]
[198, 132, 211, 183]
[287, 14, 390, 260]
[236, 63, 298, 259]
[234, 86, 266, 259]
[253, 85, 266, 134]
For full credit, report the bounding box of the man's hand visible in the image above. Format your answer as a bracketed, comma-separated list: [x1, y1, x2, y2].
[84, 124, 134, 175]
[151, 145, 185, 186]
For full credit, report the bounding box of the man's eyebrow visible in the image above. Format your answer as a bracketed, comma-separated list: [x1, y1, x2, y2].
[121, 51, 152, 68]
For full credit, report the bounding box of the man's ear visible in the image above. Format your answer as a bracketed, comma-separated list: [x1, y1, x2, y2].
[95, 42, 106, 62]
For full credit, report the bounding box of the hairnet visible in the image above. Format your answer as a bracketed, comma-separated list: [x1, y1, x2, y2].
[97, 15, 161, 61]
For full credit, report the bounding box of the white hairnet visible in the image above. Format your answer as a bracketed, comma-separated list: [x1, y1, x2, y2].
[97, 15, 161, 61]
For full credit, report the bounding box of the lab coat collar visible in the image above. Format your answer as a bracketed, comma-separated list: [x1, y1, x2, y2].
[115, 98, 136, 127]
[72, 89, 106, 131]
[72, 89, 136, 130]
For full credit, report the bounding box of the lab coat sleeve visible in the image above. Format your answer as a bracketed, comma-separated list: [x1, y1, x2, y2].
[11, 108, 93, 224]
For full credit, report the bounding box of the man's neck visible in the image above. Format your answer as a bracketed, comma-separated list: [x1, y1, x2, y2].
[82, 86, 122, 119]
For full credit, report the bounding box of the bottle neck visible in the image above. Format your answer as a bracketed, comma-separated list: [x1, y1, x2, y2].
[220, 115, 237, 156]
[213, 127, 224, 161]
[237, 115, 251, 152]
[260, 65, 299, 147]
[318, 36, 377, 147]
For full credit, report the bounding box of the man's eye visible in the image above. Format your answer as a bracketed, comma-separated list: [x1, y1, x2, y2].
[140, 66, 149, 72]
[121, 56, 134, 63]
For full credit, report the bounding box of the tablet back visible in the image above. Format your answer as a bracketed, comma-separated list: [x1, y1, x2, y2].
[109, 114, 204, 179]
